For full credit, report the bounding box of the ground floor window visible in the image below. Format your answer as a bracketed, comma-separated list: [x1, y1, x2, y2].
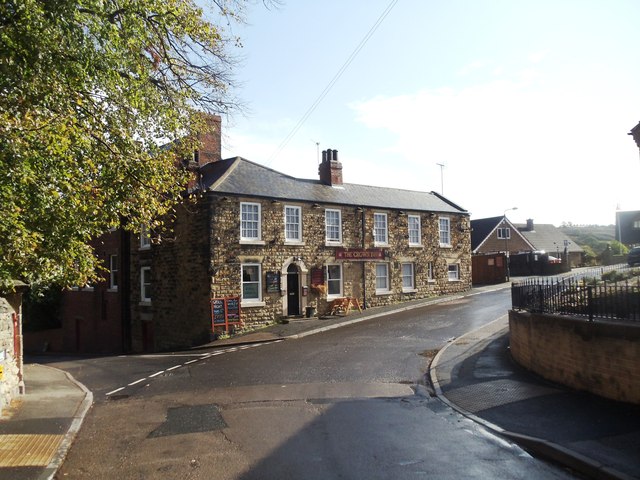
[326, 264, 342, 297]
[401, 263, 415, 291]
[242, 264, 262, 302]
[375, 263, 390, 293]
[140, 266, 151, 303]
[448, 264, 460, 281]
[427, 261, 434, 281]
[109, 254, 119, 290]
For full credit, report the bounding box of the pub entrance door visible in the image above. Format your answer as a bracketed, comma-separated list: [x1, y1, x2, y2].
[287, 264, 301, 316]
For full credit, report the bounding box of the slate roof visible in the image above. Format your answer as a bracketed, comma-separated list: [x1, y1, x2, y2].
[516, 223, 584, 254]
[470, 216, 504, 251]
[198, 157, 468, 215]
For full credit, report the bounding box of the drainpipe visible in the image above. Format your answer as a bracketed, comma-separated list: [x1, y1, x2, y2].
[360, 207, 367, 309]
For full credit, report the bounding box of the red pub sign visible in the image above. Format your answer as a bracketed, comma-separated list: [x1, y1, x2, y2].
[335, 248, 385, 261]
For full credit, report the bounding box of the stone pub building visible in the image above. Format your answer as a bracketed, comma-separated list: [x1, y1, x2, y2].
[32, 120, 471, 353]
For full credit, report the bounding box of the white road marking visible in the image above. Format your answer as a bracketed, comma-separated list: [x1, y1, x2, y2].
[149, 370, 165, 378]
[106, 387, 125, 396]
[128, 378, 147, 386]
[166, 365, 182, 371]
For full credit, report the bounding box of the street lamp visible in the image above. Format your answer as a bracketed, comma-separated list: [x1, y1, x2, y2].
[503, 207, 518, 281]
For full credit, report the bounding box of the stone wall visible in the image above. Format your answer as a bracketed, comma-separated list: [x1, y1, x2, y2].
[509, 310, 640, 404]
[207, 196, 471, 328]
[0, 291, 24, 415]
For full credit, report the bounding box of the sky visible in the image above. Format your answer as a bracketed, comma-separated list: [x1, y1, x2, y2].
[211, 0, 640, 227]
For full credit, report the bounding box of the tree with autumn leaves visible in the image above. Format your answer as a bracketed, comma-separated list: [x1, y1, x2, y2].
[1, 0, 266, 289]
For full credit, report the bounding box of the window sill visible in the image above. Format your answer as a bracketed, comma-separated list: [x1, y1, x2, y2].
[448, 279, 461, 282]
[242, 300, 266, 308]
[107, 288, 118, 293]
[325, 242, 343, 247]
[139, 301, 152, 306]
[240, 240, 266, 246]
[402, 288, 417, 294]
[139, 245, 151, 251]
[374, 243, 389, 248]
[375, 290, 392, 296]
[409, 244, 423, 248]
[284, 241, 305, 246]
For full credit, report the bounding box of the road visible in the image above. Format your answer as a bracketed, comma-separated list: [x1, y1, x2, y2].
[42, 289, 576, 479]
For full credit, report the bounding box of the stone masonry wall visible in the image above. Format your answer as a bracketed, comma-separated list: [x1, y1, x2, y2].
[509, 310, 640, 404]
[208, 195, 471, 329]
[0, 293, 23, 415]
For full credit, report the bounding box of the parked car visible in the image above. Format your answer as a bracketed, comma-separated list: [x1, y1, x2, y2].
[627, 246, 640, 266]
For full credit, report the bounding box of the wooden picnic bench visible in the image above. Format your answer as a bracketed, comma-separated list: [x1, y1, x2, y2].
[329, 297, 362, 316]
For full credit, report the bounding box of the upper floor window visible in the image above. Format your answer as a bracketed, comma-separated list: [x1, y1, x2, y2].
[375, 263, 390, 293]
[326, 264, 343, 297]
[140, 225, 151, 249]
[439, 217, 451, 247]
[633, 220, 640, 229]
[374, 213, 388, 245]
[140, 266, 151, 303]
[241, 202, 261, 241]
[497, 227, 511, 239]
[401, 262, 415, 291]
[284, 205, 302, 242]
[408, 215, 421, 246]
[242, 263, 262, 302]
[109, 254, 119, 290]
[325, 209, 342, 244]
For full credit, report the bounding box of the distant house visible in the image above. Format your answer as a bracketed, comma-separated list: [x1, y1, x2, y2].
[471, 217, 583, 279]
[516, 219, 584, 267]
[615, 210, 640, 246]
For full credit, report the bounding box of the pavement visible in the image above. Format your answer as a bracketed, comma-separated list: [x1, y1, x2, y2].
[1, 283, 639, 480]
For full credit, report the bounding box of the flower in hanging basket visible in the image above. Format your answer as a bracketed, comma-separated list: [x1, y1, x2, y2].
[310, 284, 327, 294]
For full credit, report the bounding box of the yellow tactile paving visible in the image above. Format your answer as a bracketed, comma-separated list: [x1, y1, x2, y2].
[0, 434, 63, 467]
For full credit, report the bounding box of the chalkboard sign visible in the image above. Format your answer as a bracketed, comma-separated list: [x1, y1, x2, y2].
[266, 271, 280, 293]
[226, 296, 240, 320]
[212, 298, 225, 325]
[211, 296, 242, 331]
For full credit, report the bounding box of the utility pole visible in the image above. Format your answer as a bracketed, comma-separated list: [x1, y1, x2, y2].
[436, 163, 445, 195]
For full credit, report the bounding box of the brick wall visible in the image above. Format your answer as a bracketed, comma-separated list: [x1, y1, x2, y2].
[509, 310, 640, 404]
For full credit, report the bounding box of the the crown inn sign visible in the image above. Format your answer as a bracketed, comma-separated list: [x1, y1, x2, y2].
[335, 248, 386, 261]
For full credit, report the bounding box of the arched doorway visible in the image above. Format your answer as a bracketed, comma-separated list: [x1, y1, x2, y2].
[287, 263, 301, 316]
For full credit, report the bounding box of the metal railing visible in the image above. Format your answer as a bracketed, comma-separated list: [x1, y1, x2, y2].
[512, 266, 640, 322]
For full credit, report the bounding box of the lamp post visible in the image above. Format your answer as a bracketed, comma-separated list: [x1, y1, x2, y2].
[503, 207, 518, 281]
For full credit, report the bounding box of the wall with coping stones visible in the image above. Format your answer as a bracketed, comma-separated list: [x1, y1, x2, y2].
[509, 310, 640, 404]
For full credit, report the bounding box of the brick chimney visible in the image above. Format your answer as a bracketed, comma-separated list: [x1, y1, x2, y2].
[196, 114, 222, 167]
[318, 149, 343, 186]
[526, 219, 534, 231]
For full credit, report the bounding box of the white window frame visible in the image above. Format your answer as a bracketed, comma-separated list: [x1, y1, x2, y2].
[408, 215, 421, 246]
[374, 213, 388, 246]
[439, 217, 451, 247]
[140, 266, 151, 303]
[325, 209, 342, 245]
[284, 205, 302, 243]
[109, 254, 118, 291]
[326, 264, 343, 298]
[497, 227, 511, 240]
[240, 202, 262, 242]
[427, 261, 435, 282]
[375, 263, 390, 294]
[140, 225, 151, 250]
[401, 262, 415, 292]
[241, 263, 263, 304]
[448, 264, 460, 282]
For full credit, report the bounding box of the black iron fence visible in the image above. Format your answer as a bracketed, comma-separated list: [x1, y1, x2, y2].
[512, 266, 640, 322]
